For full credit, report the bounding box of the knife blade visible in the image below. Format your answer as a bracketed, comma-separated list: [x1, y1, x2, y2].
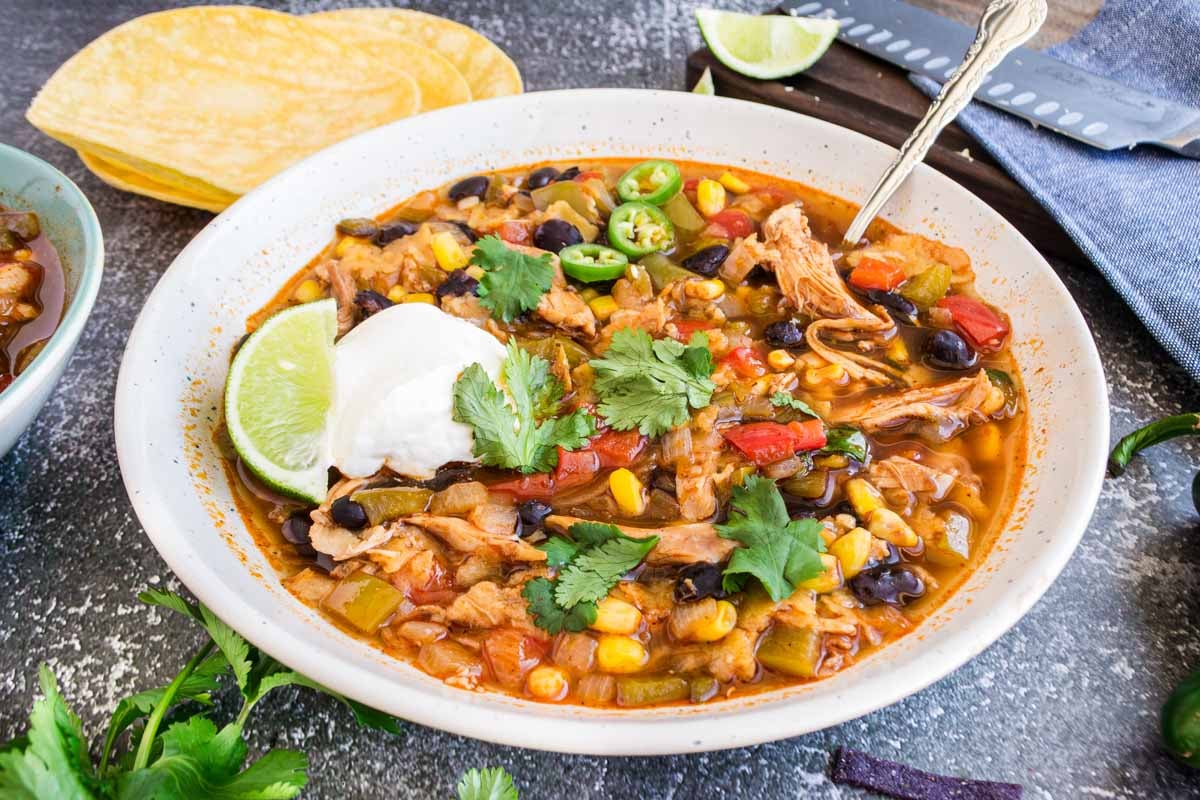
[780, 0, 1200, 158]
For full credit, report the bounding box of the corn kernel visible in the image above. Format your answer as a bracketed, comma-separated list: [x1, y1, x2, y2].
[829, 527, 873, 578]
[609, 468, 646, 516]
[334, 236, 358, 258]
[731, 465, 756, 487]
[431, 231, 469, 271]
[696, 179, 726, 217]
[867, 507, 919, 548]
[401, 292, 436, 304]
[886, 336, 910, 365]
[971, 423, 1003, 462]
[526, 664, 569, 701]
[579, 287, 601, 302]
[767, 349, 795, 370]
[980, 384, 1007, 415]
[685, 279, 725, 300]
[718, 171, 751, 194]
[844, 478, 884, 518]
[465, 265, 485, 280]
[596, 635, 648, 673]
[796, 553, 843, 594]
[590, 597, 643, 635]
[293, 279, 323, 303]
[386, 285, 407, 303]
[588, 295, 618, 321]
[691, 600, 738, 642]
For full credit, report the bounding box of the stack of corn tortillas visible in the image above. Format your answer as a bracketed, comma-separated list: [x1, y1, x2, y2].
[26, 6, 522, 213]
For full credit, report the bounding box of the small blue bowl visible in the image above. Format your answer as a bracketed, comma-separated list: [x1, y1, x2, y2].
[0, 144, 104, 457]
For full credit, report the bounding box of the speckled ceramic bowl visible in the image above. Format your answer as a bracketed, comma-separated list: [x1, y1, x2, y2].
[115, 89, 1107, 755]
[0, 143, 104, 458]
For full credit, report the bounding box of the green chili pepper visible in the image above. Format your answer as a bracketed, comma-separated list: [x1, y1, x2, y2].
[1108, 412, 1200, 476]
[1164, 668, 1200, 767]
[985, 369, 1021, 417]
[558, 243, 629, 282]
[639, 253, 694, 291]
[899, 262, 952, 310]
[608, 202, 675, 258]
[663, 192, 707, 234]
[616, 160, 683, 205]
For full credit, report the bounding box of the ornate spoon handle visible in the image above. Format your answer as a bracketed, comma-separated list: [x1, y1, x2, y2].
[841, 0, 1047, 246]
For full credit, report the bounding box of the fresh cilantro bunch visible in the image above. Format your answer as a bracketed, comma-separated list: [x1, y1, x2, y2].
[470, 236, 555, 322]
[453, 342, 595, 474]
[523, 522, 660, 633]
[590, 328, 715, 437]
[717, 476, 826, 602]
[0, 589, 400, 800]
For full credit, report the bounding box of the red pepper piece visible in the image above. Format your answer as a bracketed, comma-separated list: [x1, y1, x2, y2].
[720, 346, 767, 378]
[848, 257, 906, 291]
[668, 318, 716, 342]
[936, 294, 1011, 352]
[590, 429, 647, 468]
[498, 220, 530, 245]
[709, 208, 754, 238]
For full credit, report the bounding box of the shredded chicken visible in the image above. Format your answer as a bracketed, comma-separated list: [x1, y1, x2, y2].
[831, 370, 994, 440]
[707, 590, 777, 682]
[444, 581, 534, 630]
[720, 234, 769, 283]
[439, 293, 490, 325]
[407, 513, 547, 562]
[543, 515, 736, 565]
[309, 517, 394, 561]
[320, 258, 358, 336]
[510, 244, 597, 338]
[667, 406, 723, 521]
[0, 262, 39, 323]
[869, 454, 980, 500]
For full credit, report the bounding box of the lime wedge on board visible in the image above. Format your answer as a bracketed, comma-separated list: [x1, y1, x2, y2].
[695, 9, 839, 80]
[224, 298, 336, 503]
[692, 66, 715, 95]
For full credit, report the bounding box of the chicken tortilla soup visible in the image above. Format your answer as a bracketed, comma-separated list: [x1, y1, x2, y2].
[220, 159, 1026, 708]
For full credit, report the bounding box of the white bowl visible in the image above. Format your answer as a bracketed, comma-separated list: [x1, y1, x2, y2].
[115, 89, 1107, 755]
[0, 144, 104, 458]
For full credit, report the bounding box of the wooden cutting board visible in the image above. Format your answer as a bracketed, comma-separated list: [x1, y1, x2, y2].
[685, 8, 1095, 262]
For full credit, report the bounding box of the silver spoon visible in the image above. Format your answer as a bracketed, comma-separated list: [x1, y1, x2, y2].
[841, 0, 1048, 247]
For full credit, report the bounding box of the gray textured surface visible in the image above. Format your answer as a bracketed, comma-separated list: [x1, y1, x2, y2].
[2, 1, 1199, 798]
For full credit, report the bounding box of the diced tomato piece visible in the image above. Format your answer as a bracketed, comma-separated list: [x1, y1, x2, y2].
[720, 346, 767, 378]
[591, 429, 647, 468]
[723, 423, 798, 466]
[936, 295, 1011, 352]
[668, 318, 716, 341]
[684, 177, 701, 192]
[552, 447, 601, 490]
[573, 170, 603, 182]
[483, 628, 544, 691]
[848, 257, 906, 291]
[709, 209, 754, 238]
[498, 220, 530, 245]
[786, 419, 827, 451]
[700, 222, 731, 240]
[489, 473, 555, 501]
[394, 555, 456, 605]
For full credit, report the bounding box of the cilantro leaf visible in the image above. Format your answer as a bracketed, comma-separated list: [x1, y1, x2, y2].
[243, 661, 403, 736]
[537, 536, 580, 568]
[568, 521, 624, 548]
[554, 535, 659, 608]
[0, 666, 94, 800]
[822, 426, 869, 463]
[591, 328, 716, 436]
[770, 392, 821, 420]
[457, 766, 520, 800]
[717, 476, 826, 601]
[140, 589, 254, 695]
[522, 578, 597, 634]
[471, 236, 555, 322]
[453, 343, 596, 474]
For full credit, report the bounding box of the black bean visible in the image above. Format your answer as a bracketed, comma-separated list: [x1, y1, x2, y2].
[452, 221, 479, 243]
[764, 320, 805, 349]
[682, 245, 730, 277]
[555, 166, 581, 182]
[865, 289, 918, 324]
[925, 329, 978, 370]
[674, 563, 726, 603]
[373, 220, 418, 246]
[848, 567, 925, 607]
[517, 501, 553, 537]
[533, 219, 583, 253]
[330, 496, 368, 529]
[353, 290, 393, 318]
[527, 166, 560, 190]
[336, 217, 378, 238]
[281, 512, 313, 546]
[745, 264, 773, 284]
[448, 175, 489, 202]
[650, 466, 677, 496]
[313, 552, 335, 574]
[435, 269, 479, 300]
[868, 543, 902, 570]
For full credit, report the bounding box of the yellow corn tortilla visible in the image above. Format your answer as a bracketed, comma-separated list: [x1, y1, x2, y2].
[311, 8, 522, 100]
[307, 14, 471, 111]
[77, 149, 233, 213]
[27, 6, 420, 196]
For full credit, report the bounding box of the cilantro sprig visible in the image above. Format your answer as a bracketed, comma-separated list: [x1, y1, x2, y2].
[457, 767, 520, 800]
[770, 391, 821, 420]
[453, 342, 595, 474]
[590, 328, 716, 437]
[717, 476, 826, 602]
[522, 522, 659, 633]
[0, 589, 401, 800]
[470, 235, 555, 322]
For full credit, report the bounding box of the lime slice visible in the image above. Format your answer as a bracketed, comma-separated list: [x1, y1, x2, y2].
[692, 66, 715, 95]
[695, 9, 838, 80]
[225, 298, 336, 503]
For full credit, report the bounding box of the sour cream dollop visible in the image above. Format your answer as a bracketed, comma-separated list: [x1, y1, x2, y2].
[330, 303, 505, 479]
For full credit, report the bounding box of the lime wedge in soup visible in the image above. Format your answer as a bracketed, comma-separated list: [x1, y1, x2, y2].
[695, 9, 838, 80]
[224, 298, 336, 504]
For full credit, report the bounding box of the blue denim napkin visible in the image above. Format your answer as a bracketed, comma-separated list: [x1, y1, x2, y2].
[913, 0, 1200, 383]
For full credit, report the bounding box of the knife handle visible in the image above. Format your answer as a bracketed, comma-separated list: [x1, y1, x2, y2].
[841, 0, 1048, 246]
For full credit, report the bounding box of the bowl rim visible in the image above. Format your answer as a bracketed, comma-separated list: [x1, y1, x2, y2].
[115, 88, 1108, 755]
[0, 143, 105, 418]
